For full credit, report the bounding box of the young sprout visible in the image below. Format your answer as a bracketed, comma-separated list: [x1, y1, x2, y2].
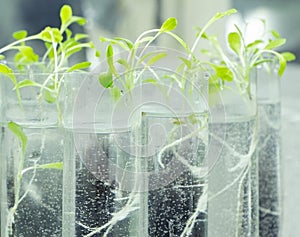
[202, 19, 296, 96]
[6, 121, 63, 235]
[97, 9, 237, 102]
[0, 5, 94, 114]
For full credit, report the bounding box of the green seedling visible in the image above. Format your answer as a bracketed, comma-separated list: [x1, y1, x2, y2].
[6, 121, 63, 235]
[81, 9, 237, 237]
[201, 19, 296, 98]
[98, 9, 237, 101]
[0, 5, 94, 120]
[0, 5, 91, 236]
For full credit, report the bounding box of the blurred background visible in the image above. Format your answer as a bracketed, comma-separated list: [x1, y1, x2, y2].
[0, 0, 299, 236]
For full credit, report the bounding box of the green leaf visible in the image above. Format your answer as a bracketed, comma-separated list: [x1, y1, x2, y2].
[214, 8, 237, 20]
[0, 63, 17, 83]
[13, 30, 28, 40]
[146, 52, 167, 66]
[67, 61, 91, 72]
[264, 38, 286, 50]
[100, 37, 132, 51]
[0, 54, 4, 60]
[17, 79, 41, 89]
[267, 51, 287, 77]
[43, 89, 57, 104]
[60, 5, 73, 25]
[0, 64, 23, 106]
[14, 46, 39, 64]
[228, 32, 241, 55]
[37, 162, 63, 170]
[65, 28, 72, 39]
[114, 37, 134, 49]
[160, 17, 177, 32]
[74, 33, 89, 41]
[246, 40, 264, 49]
[110, 86, 121, 101]
[106, 45, 118, 76]
[99, 71, 113, 88]
[95, 50, 101, 57]
[281, 52, 296, 62]
[71, 16, 86, 26]
[178, 56, 192, 69]
[41, 27, 63, 43]
[143, 78, 157, 84]
[271, 30, 281, 39]
[117, 58, 130, 69]
[214, 65, 233, 82]
[8, 121, 27, 154]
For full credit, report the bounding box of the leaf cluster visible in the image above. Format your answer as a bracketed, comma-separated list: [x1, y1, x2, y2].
[97, 9, 238, 101]
[0, 5, 94, 107]
[202, 20, 296, 96]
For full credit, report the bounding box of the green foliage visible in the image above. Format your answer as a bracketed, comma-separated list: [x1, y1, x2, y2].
[160, 17, 177, 32]
[8, 121, 27, 154]
[13, 30, 28, 40]
[0, 4, 93, 119]
[202, 21, 296, 97]
[98, 71, 113, 88]
[96, 9, 237, 102]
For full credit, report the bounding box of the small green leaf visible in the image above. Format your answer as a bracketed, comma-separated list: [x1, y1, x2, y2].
[264, 38, 286, 50]
[71, 16, 86, 26]
[95, 50, 101, 57]
[37, 162, 63, 170]
[0, 63, 17, 83]
[67, 61, 91, 72]
[281, 52, 296, 62]
[100, 37, 132, 51]
[17, 79, 40, 89]
[228, 32, 241, 55]
[74, 33, 89, 41]
[8, 121, 27, 154]
[178, 56, 192, 69]
[268, 51, 287, 77]
[117, 58, 130, 69]
[44, 89, 57, 104]
[114, 37, 133, 49]
[213, 9, 237, 21]
[214, 65, 233, 82]
[0, 54, 5, 60]
[13, 30, 28, 40]
[146, 52, 167, 66]
[65, 28, 72, 39]
[160, 17, 177, 32]
[246, 40, 264, 49]
[106, 45, 118, 76]
[41, 27, 63, 43]
[143, 78, 157, 84]
[60, 5, 73, 25]
[99, 71, 113, 88]
[271, 30, 281, 39]
[14, 46, 39, 63]
[110, 86, 121, 101]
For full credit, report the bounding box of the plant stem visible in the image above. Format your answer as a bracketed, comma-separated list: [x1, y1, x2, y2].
[0, 34, 41, 55]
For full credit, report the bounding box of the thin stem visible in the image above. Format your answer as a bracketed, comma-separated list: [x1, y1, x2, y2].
[0, 34, 41, 54]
